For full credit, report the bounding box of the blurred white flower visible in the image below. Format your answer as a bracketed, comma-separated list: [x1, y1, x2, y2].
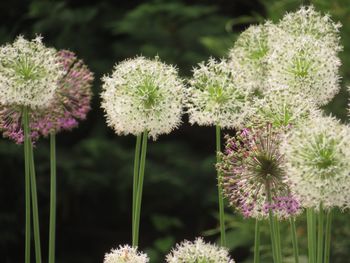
[101, 56, 185, 139]
[166, 237, 235, 263]
[103, 245, 149, 263]
[281, 115, 350, 210]
[228, 22, 282, 93]
[278, 5, 342, 51]
[0, 35, 64, 109]
[186, 58, 251, 128]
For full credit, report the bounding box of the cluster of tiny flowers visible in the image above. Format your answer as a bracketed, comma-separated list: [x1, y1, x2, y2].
[0, 35, 65, 109]
[101, 56, 184, 139]
[278, 5, 342, 51]
[217, 125, 301, 219]
[166, 238, 235, 263]
[281, 115, 350, 210]
[228, 22, 281, 93]
[249, 90, 319, 129]
[103, 245, 149, 263]
[267, 33, 341, 106]
[0, 50, 94, 143]
[186, 58, 251, 128]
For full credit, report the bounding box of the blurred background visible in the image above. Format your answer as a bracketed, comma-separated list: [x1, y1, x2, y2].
[0, 0, 349, 262]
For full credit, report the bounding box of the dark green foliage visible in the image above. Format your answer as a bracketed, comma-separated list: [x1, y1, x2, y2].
[0, 0, 349, 262]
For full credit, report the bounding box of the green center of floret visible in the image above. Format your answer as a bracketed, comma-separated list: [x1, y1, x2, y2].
[289, 52, 312, 78]
[12, 55, 45, 81]
[208, 85, 229, 105]
[253, 153, 282, 181]
[136, 78, 162, 110]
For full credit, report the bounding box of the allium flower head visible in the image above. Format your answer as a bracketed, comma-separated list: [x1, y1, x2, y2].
[0, 50, 94, 143]
[104, 245, 149, 263]
[166, 237, 235, 263]
[0, 35, 65, 109]
[278, 5, 342, 51]
[229, 22, 281, 93]
[281, 115, 350, 210]
[267, 34, 341, 106]
[249, 91, 320, 129]
[101, 56, 184, 139]
[217, 124, 301, 219]
[186, 58, 251, 128]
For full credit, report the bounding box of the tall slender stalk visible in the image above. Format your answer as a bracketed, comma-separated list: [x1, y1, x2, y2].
[132, 135, 142, 242]
[48, 133, 56, 263]
[132, 131, 148, 247]
[23, 107, 31, 263]
[267, 187, 280, 263]
[29, 140, 42, 263]
[317, 204, 324, 263]
[254, 219, 260, 263]
[215, 125, 226, 246]
[290, 217, 299, 263]
[274, 217, 282, 263]
[307, 208, 316, 263]
[324, 209, 333, 263]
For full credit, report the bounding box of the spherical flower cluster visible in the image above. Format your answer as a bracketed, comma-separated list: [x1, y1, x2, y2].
[278, 5, 342, 51]
[166, 237, 235, 263]
[186, 58, 251, 128]
[281, 115, 350, 210]
[267, 34, 341, 106]
[0, 35, 65, 109]
[101, 56, 184, 139]
[0, 50, 94, 143]
[249, 90, 319, 129]
[103, 245, 149, 263]
[217, 124, 301, 219]
[228, 22, 281, 93]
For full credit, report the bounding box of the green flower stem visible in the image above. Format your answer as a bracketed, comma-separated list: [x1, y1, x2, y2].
[132, 131, 148, 247]
[290, 217, 299, 263]
[23, 107, 31, 263]
[48, 133, 56, 263]
[274, 217, 282, 263]
[324, 209, 333, 263]
[307, 208, 316, 263]
[132, 134, 142, 242]
[254, 219, 260, 263]
[267, 187, 279, 263]
[29, 140, 42, 263]
[317, 204, 324, 263]
[215, 125, 226, 246]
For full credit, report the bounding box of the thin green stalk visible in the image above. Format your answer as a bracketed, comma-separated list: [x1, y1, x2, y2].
[254, 219, 260, 263]
[290, 217, 299, 263]
[29, 141, 42, 263]
[267, 187, 278, 263]
[307, 208, 316, 263]
[324, 210, 333, 263]
[215, 125, 226, 246]
[317, 204, 324, 263]
[274, 217, 282, 263]
[132, 131, 148, 247]
[48, 133, 56, 263]
[23, 107, 31, 263]
[132, 135, 142, 242]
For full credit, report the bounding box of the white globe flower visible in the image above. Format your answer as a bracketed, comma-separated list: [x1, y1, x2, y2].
[186, 58, 251, 128]
[267, 34, 341, 106]
[101, 56, 185, 139]
[281, 115, 350, 210]
[103, 245, 149, 263]
[278, 5, 342, 51]
[228, 22, 282, 93]
[249, 90, 320, 129]
[166, 238, 235, 263]
[0, 35, 65, 109]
